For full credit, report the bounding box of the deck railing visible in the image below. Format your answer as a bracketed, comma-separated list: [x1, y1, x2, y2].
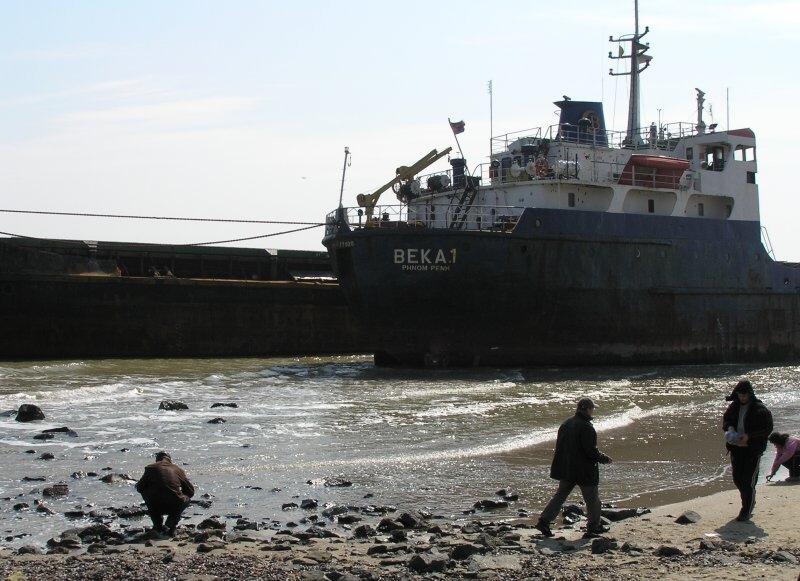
[327, 205, 528, 234]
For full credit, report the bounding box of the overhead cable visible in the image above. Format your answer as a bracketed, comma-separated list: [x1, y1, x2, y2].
[0, 208, 321, 226]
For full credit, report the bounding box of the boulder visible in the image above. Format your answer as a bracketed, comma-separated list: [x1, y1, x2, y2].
[13, 503, 30, 511]
[377, 517, 404, 532]
[337, 514, 361, 525]
[35, 502, 55, 515]
[562, 502, 585, 516]
[366, 544, 389, 556]
[113, 505, 148, 518]
[601, 507, 650, 522]
[21, 476, 46, 482]
[17, 545, 41, 555]
[71, 471, 87, 479]
[495, 488, 519, 501]
[15, 404, 45, 422]
[655, 545, 684, 558]
[99, 473, 134, 484]
[158, 400, 188, 411]
[43, 483, 69, 497]
[321, 504, 348, 518]
[323, 477, 352, 488]
[300, 498, 318, 510]
[42, 427, 78, 437]
[449, 542, 484, 560]
[675, 510, 701, 525]
[207, 417, 226, 424]
[33, 433, 54, 441]
[408, 551, 449, 573]
[282, 502, 299, 510]
[398, 512, 425, 529]
[197, 517, 226, 530]
[211, 402, 238, 408]
[353, 524, 375, 538]
[591, 537, 618, 554]
[474, 499, 509, 510]
[773, 551, 798, 564]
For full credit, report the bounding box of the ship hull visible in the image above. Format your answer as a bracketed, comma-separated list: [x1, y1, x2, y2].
[324, 208, 800, 366]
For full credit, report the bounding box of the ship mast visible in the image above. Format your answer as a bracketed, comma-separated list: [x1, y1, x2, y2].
[609, 0, 651, 146]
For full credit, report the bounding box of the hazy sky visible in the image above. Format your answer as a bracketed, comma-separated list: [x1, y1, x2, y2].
[2, 1, 799, 257]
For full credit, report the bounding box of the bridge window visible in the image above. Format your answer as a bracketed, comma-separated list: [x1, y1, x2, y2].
[734, 145, 756, 162]
[685, 147, 693, 161]
[568, 192, 575, 207]
[747, 171, 756, 184]
[647, 199, 655, 213]
[698, 203, 705, 217]
[702, 146, 725, 171]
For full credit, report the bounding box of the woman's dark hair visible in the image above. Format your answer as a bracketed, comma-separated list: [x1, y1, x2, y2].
[768, 432, 789, 446]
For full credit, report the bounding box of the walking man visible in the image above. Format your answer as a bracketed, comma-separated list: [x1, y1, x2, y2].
[536, 397, 612, 539]
[136, 451, 195, 536]
[722, 380, 773, 521]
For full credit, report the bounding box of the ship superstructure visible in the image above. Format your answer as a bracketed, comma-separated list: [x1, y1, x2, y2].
[322, 2, 798, 367]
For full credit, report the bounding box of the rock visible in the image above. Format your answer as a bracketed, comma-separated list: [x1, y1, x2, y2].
[282, 502, 298, 510]
[71, 471, 87, 479]
[675, 510, 701, 524]
[474, 499, 509, 510]
[191, 499, 213, 509]
[398, 512, 425, 529]
[158, 400, 188, 411]
[113, 505, 148, 518]
[538, 547, 561, 556]
[100, 473, 134, 484]
[367, 544, 389, 556]
[591, 537, 618, 554]
[655, 545, 684, 558]
[450, 542, 484, 560]
[197, 541, 226, 552]
[64, 510, 86, 518]
[78, 524, 122, 541]
[13, 503, 30, 511]
[33, 433, 54, 440]
[15, 404, 45, 422]
[377, 517, 404, 532]
[43, 483, 69, 497]
[119, 448, 130, 452]
[621, 541, 645, 553]
[408, 551, 449, 574]
[337, 514, 361, 525]
[17, 545, 41, 555]
[353, 524, 375, 538]
[773, 551, 798, 564]
[321, 504, 348, 518]
[22, 476, 46, 482]
[496, 488, 519, 501]
[197, 517, 226, 530]
[39, 452, 55, 460]
[36, 502, 55, 515]
[323, 477, 352, 488]
[207, 417, 226, 424]
[468, 554, 522, 572]
[42, 427, 78, 437]
[562, 502, 585, 516]
[211, 402, 238, 408]
[601, 507, 650, 521]
[300, 498, 318, 510]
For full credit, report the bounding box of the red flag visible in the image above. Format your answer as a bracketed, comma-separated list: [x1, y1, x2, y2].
[449, 119, 465, 135]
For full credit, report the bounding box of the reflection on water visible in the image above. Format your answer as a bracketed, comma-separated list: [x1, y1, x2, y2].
[1, 357, 798, 546]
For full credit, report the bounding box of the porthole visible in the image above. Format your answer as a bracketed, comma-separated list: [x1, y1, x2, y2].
[534, 219, 542, 228]
[635, 248, 641, 259]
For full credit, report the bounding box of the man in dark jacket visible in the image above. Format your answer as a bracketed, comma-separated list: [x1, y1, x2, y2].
[136, 451, 195, 536]
[722, 380, 773, 521]
[536, 398, 612, 539]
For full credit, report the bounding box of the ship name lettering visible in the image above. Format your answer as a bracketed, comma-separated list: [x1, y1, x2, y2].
[394, 248, 456, 266]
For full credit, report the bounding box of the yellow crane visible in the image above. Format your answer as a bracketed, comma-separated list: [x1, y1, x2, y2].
[356, 147, 452, 219]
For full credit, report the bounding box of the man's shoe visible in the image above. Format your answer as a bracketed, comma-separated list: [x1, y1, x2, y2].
[167, 527, 177, 538]
[582, 530, 602, 539]
[735, 509, 751, 522]
[583, 524, 610, 538]
[534, 520, 554, 538]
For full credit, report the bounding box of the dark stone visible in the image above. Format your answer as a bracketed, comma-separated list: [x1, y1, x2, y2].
[36, 502, 55, 515]
[208, 417, 226, 424]
[39, 452, 55, 460]
[377, 517, 404, 532]
[211, 402, 238, 408]
[321, 504, 348, 518]
[197, 517, 226, 530]
[450, 542, 484, 560]
[621, 541, 645, 553]
[25, 449, 36, 454]
[33, 433, 54, 440]
[675, 510, 701, 525]
[698, 539, 718, 551]
[17, 545, 41, 555]
[323, 477, 352, 488]
[197, 542, 226, 553]
[353, 524, 375, 538]
[43, 483, 69, 497]
[42, 427, 78, 437]
[601, 507, 650, 522]
[15, 404, 45, 422]
[337, 514, 361, 525]
[655, 545, 684, 557]
[100, 473, 134, 484]
[119, 448, 130, 452]
[408, 551, 449, 573]
[367, 544, 389, 556]
[158, 400, 188, 411]
[113, 505, 148, 518]
[282, 502, 298, 510]
[13, 503, 30, 511]
[300, 498, 318, 510]
[22, 476, 46, 482]
[398, 512, 425, 529]
[591, 537, 618, 554]
[65, 510, 86, 518]
[474, 499, 509, 510]
[773, 551, 798, 564]
[71, 471, 87, 479]
[390, 529, 407, 542]
[190, 499, 213, 509]
[496, 488, 519, 501]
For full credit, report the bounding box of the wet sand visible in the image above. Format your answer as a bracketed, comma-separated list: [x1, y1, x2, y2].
[1, 481, 797, 580]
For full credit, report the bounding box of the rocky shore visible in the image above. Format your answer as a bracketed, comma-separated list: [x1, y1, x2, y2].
[1, 483, 798, 581]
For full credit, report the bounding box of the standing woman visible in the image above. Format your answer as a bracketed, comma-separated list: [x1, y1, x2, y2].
[766, 432, 800, 482]
[722, 380, 773, 522]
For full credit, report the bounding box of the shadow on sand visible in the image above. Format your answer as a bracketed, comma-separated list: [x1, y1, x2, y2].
[714, 519, 767, 542]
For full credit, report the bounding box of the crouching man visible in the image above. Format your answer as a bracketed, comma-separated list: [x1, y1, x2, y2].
[136, 451, 195, 536]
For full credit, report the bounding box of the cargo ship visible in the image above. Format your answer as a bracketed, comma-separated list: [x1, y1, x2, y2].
[323, 3, 800, 367]
[0, 236, 367, 360]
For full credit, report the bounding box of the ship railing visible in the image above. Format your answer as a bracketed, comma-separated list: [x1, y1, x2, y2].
[491, 121, 697, 155]
[331, 204, 529, 232]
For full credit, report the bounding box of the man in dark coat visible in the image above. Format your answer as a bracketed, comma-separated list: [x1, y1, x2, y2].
[135, 451, 195, 536]
[536, 398, 612, 538]
[722, 380, 773, 521]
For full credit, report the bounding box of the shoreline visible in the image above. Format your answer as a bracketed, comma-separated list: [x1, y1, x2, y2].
[1, 479, 797, 580]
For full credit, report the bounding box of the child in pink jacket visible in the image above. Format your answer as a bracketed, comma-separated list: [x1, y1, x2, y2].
[766, 432, 799, 482]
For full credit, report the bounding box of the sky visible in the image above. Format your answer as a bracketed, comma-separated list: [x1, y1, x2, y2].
[1, 1, 799, 258]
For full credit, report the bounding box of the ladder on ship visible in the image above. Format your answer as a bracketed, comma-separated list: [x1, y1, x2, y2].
[448, 184, 478, 230]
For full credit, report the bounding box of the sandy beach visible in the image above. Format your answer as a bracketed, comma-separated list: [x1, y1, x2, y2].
[1, 480, 797, 581]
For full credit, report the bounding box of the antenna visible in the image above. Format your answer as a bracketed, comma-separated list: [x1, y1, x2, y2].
[338, 147, 351, 209]
[726, 87, 730, 130]
[488, 80, 493, 163]
[609, 0, 652, 146]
